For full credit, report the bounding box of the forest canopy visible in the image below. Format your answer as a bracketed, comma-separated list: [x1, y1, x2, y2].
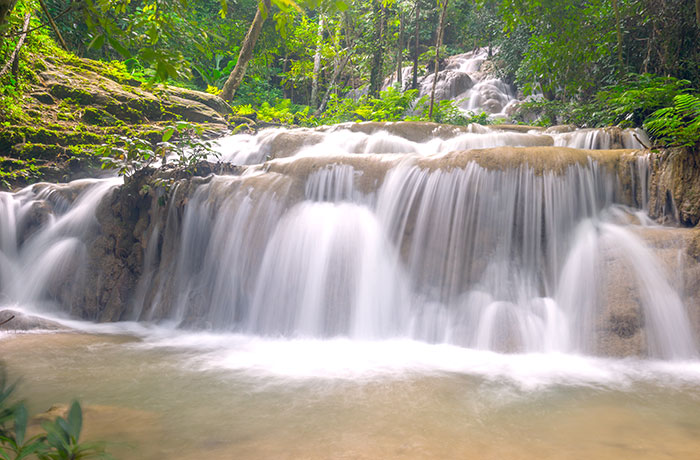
[1, 0, 699, 133]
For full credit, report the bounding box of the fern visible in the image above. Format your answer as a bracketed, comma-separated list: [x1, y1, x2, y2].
[644, 94, 700, 148]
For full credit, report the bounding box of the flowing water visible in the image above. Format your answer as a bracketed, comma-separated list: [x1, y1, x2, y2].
[1, 119, 699, 458]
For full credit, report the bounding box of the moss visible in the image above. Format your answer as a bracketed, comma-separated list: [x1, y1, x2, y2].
[127, 98, 163, 119]
[104, 101, 144, 123]
[11, 143, 67, 160]
[83, 107, 123, 127]
[48, 84, 95, 105]
[0, 126, 110, 150]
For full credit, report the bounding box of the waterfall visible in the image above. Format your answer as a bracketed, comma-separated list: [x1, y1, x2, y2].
[0, 123, 696, 360]
[0, 179, 120, 312]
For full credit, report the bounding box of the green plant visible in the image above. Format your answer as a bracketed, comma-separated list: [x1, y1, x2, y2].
[39, 401, 108, 460]
[0, 367, 109, 460]
[644, 94, 700, 148]
[596, 74, 692, 127]
[98, 121, 219, 176]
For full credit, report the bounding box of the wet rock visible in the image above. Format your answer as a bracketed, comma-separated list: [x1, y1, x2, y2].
[648, 147, 700, 226]
[0, 310, 68, 331]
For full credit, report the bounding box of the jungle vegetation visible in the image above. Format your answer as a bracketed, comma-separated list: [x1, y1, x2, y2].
[0, 0, 699, 144]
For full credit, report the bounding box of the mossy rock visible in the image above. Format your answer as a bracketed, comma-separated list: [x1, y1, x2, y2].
[48, 83, 96, 105]
[104, 101, 144, 123]
[126, 97, 163, 119]
[11, 143, 67, 161]
[0, 126, 108, 149]
[83, 107, 122, 126]
[0, 157, 28, 170]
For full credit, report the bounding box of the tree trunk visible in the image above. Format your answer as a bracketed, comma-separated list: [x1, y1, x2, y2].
[310, 14, 325, 108]
[696, 0, 700, 28]
[0, 12, 30, 79]
[396, 10, 404, 89]
[315, 53, 351, 114]
[39, 0, 68, 50]
[369, 0, 386, 97]
[220, 0, 271, 102]
[411, 0, 420, 90]
[0, 0, 16, 28]
[428, 0, 449, 119]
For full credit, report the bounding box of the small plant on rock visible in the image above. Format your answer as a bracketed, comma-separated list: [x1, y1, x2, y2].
[98, 121, 219, 176]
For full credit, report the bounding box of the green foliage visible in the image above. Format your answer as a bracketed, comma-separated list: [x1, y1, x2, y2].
[512, 74, 696, 131]
[98, 121, 219, 176]
[321, 86, 419, 124]
[39, 401, 108, 460]
[595, 74, 692, 127]
[409, 97, 491, 126]
[644, 94, 700, 148]
[0, 367, 109, 460]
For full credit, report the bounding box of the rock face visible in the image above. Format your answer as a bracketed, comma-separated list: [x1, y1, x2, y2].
[57, 163, 239, 322]
[648, 147, 700, 226]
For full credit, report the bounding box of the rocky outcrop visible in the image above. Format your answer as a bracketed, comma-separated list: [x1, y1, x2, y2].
[58, 163, 239, 322]
[0, 55, 233, 191]
[648, 147, 700, 226]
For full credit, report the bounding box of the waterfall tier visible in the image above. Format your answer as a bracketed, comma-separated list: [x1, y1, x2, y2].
[0, 123, 697, 360]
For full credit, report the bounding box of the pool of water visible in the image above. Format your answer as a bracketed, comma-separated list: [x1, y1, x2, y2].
[2, 329, 700, 459]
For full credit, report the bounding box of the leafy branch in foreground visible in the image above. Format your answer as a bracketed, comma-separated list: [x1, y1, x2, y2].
[0, 366, 110, 460]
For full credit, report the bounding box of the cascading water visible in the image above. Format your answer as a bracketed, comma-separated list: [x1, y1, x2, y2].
[0, 123, 696, 360]
[387, 48, 519, 117]
[0, 179, 120, 311]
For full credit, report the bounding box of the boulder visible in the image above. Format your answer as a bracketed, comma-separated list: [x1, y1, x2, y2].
[0, 310, 68, 331]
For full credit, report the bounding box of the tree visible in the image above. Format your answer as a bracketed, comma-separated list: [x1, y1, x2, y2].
[310, 12, 325, 107]
[221, 0, 272, 100]
[411, 0, 420, 89]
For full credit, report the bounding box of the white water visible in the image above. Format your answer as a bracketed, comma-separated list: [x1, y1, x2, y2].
[387, 48, 518, 117]
[0, 178, 120, 310]
[214, 122, 649, 165]
[0, 124, 695, 361]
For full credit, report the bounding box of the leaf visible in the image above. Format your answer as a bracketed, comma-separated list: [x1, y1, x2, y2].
[87, 34, 105, 50]
[107, 36, 132, 59]
[68, 400, 82, 443]
[14, 403, 27, 446]
[162, 127, 175, 142]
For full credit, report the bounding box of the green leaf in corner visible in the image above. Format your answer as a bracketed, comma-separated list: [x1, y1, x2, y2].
[68, 400, 83, 443]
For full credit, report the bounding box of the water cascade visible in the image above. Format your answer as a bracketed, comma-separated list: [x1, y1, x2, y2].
[0, 123, 698, 359]
[387, 48, 519, 117]
[1, 122, 694, 361]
